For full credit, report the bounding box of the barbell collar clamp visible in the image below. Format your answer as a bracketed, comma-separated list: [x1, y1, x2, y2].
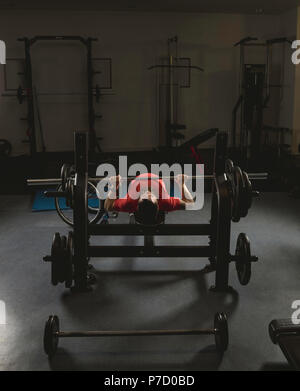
[230, 255, 258, 263]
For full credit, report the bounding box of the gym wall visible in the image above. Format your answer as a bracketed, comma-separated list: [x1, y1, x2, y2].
[278, 8, 297, 151]
[292, 7, 300, 154]
[0, 9, 296, 154]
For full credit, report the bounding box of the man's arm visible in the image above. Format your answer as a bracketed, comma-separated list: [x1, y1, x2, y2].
[104, 175, 121, 212]
[175, 174, 194, 209]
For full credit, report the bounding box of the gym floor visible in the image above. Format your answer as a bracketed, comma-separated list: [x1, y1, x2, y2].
[0, 192, 298, 371]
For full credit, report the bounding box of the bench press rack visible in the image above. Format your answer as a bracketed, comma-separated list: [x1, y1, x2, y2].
[28, 130, 265, 293]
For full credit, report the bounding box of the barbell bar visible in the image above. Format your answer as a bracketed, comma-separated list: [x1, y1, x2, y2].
[27, 172, 268, 187]
[56, 328, 216, 338]
[44, 312, 229, 357]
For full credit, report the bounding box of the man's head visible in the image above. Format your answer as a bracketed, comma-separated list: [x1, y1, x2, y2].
[135, 191, 159, 225]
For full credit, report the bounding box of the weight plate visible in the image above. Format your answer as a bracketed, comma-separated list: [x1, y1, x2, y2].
[242, 171, 253, 211]
[51, 233, 61, 286]
[235, 233, 252, 286]
[239, 173, 249, 219]
[87, 273, 97, 285]
[69, 165, 75, 176]
[65, 179, 71, 207]
[57, 235, 67, 284]
[65, 179, 74, 209]
[225, 159, 234, 175]
[61, 163, 70, 192]
[65, 180, 70, 207]
[44, 315, 60, 357]
[214, 312, 229, 352]
[232, 166, 245, 223]
[65, 232, 74, 288]
[69, 181, 74, 209]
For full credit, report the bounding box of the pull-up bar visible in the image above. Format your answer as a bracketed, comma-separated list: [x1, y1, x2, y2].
[18, 36, 98, 46]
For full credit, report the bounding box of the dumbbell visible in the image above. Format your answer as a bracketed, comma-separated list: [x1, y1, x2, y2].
[44, 312, 229, 357]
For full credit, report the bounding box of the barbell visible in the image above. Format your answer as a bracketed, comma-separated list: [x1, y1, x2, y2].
[43, 312, 229, 357]
[28, 161, 267, 225]
[46, 229, 258, 289]
[27, 173, 267, 187]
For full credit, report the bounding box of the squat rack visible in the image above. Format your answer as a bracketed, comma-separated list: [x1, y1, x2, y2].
[16, 35, 107, 155]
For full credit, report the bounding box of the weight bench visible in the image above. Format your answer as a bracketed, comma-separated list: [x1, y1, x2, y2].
[269, 319, 300, 370]
[129, 211, 166, 247]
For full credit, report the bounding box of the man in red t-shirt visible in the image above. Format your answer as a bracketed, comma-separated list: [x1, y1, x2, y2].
[104, 173, 194, 225]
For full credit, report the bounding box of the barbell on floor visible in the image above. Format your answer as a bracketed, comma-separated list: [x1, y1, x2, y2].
[43, 312, 229, 357]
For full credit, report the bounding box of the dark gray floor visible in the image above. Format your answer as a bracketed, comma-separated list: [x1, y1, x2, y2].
[0, 192, 299, 371]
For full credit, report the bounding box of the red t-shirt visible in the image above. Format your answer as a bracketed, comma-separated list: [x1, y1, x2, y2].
[113, 173, 182, 213]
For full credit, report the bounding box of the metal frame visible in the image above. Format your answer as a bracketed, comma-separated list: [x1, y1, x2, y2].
[149, 36, 204, 149]
[232, 36, 292, 166]
[68, 131, 233, 292]
[17, 35, 103, 155]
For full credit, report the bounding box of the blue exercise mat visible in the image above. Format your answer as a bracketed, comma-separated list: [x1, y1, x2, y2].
[32, 188, 99, 212]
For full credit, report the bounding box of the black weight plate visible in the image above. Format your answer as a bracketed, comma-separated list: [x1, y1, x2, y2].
[65, 232, 74, 288]
[235, 233, 252, 286]
[239, 172, 249, 218]
[65, 179, 74, 209]
[214, 312, 229, 352]
[242, 171, 253, 211]
[232, 166, 244, 222]
[44, 315, 60, 357]
[225, 160, 235, 209]
[51, 233, 61, 286]
[226, 172, 235, 211]
[87, 273, 97, 285]
[65, 179, 71, 207]
[57, 235, 67, 284]
[61, 164, 70, 192]
[225, 159, 234, 175]
[69, 182, 74, 209]
[239, 171, 251, 218]
[65, 180, 70, 207]
[69, 165, 75, 176]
